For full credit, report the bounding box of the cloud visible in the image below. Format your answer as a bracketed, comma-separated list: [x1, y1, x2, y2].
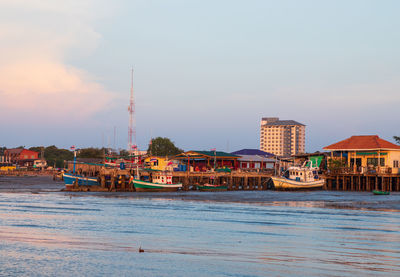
[0, 0, 112, 124]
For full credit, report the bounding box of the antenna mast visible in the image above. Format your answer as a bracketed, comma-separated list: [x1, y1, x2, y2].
[128, 68, 136, 157]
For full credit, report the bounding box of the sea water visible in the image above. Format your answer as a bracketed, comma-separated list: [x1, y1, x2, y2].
[0, 176, 399, 276]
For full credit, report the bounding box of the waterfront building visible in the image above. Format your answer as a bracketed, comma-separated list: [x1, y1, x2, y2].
[231, 149, 275, 170]
[4, 148, 39, 167]
[0, 148, 4, 163]
[259, 117, 305, 156]
[174, 151, 240, 171]
[292, 152, 330, 170]
[144, 156, 177, 171]
[323, 135, 400, 174]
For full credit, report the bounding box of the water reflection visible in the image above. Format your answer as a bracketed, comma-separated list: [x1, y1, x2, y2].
[0, 190, 399, 276]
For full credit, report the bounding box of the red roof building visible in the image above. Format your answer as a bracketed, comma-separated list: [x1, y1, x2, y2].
[324, 135, 400, 151]
[323, 135, 400, 174]
[4, 148, 39, 167]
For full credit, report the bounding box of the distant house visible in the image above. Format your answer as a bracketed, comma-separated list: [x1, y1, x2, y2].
[0, 148, 5, 163]
[4, 148, 39, 167]
[231, 149, 275, 170]
[323, 135, 400, 174]
[174, 151, 240, 171]
[144, 156, 177, 171]
[293, 152, 330, 170]
[0, 148, 16, 171]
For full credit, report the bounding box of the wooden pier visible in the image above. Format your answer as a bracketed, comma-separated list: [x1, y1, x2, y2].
[324, 174, 400, 192]
[94, 170, 274, 192]
[63, 161, 274, 191]
[63, 162, 273, 191]
[171, 171, 273, 191]
[64, 162, 400, 192]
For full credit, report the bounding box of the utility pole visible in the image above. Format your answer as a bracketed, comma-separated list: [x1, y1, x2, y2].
[41, 146, 45, 171]
[113, 126, 116, 153]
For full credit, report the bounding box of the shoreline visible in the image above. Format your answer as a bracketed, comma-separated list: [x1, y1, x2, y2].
[0, 176, 399, 212]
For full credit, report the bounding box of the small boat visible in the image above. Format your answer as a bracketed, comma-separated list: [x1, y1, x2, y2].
[372, 190, 390, 195]
[133, 172, 182, 192]
[272, 161, 324, 190]
[63, 172, 99, 190]
[197, 183, 228, 191]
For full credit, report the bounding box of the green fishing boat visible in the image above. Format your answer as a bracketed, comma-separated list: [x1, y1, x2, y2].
[372, 190, 390, 195]
[196, 183, 228, 191]
[133, 179, 182, 192]
[132, 172, 182, 192]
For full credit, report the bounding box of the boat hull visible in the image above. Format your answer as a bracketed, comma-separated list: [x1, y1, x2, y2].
[133, 179, 182, 192]
[197, 184, 228, 191]
[271, 176, 324, 190]
[63, 173, 99, 190]
[372, 190, 390, 195]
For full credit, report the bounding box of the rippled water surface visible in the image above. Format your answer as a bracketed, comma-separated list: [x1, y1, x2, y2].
[0, 176, 399, 276]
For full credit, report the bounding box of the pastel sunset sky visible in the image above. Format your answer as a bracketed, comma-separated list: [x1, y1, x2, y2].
[1, 0, 399, 152]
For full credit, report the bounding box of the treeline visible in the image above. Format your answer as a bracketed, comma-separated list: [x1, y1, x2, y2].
[28, 146, 112, 168]
[29, 146, 73, 168]
[1, 137, 184, 168]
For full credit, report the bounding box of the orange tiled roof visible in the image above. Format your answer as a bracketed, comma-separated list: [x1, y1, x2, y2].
[323, 135, 400, 150]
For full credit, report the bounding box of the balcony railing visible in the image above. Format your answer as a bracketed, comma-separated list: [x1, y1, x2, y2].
[327, 166, 394, 175]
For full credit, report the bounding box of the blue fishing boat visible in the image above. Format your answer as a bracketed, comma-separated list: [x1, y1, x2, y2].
[63, 173, 99, 190]
[63, 145, 100, 190]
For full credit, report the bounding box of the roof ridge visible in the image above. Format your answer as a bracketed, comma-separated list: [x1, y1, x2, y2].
[350, 135, 378, 137]
[324, 135, 400, 150]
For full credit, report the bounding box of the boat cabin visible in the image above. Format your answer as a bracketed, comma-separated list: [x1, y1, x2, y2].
[153, 172, 173, 184]
[287, 162, 319, 182]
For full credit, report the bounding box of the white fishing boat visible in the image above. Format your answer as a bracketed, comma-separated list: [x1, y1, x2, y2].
[271, 161, 324, 190]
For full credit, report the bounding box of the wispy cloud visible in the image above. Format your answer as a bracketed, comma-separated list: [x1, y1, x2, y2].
[0, 0, 112, 124]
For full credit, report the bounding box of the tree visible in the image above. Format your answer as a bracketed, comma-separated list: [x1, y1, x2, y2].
[77, 148, 105, 159]
[394, 136, 400, 145]
[45, 146, 74, 168]
[119, 149, 129, 157]
[29, 145, 74, 168]
[327, 158, 345, 170]
[147, 137, 183, 156]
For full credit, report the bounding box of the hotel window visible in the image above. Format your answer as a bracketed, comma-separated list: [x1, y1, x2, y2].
[394, 160, 399, 168]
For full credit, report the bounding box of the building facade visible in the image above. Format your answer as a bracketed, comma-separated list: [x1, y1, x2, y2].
[231, 149, 275, 170]
[260, 117, 305, 156]
[3, 148, 39, 167]
[323, 135, 400, 174]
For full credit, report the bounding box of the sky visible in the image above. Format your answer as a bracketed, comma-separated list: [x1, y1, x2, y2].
[1, 0, 399, 152]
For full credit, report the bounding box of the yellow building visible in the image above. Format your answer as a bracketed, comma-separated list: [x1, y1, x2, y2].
[260, 117, 305, 156]
[323, 135, 400, 174]
[144, 156, 175, 171]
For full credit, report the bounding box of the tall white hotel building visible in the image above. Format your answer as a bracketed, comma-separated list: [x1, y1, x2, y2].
[260, 117, 305, 156]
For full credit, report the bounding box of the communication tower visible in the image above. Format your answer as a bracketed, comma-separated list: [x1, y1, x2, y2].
[128, 68, 137, 159]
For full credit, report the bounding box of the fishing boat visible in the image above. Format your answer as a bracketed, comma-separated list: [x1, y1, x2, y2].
[271, 161, 324, 190]
[63, 146, 101, 190]
[63, 172, 99, 190]
[132, 172, 182, 192]
[372, 190, 390, 195]
[196, 183, 228, 191]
